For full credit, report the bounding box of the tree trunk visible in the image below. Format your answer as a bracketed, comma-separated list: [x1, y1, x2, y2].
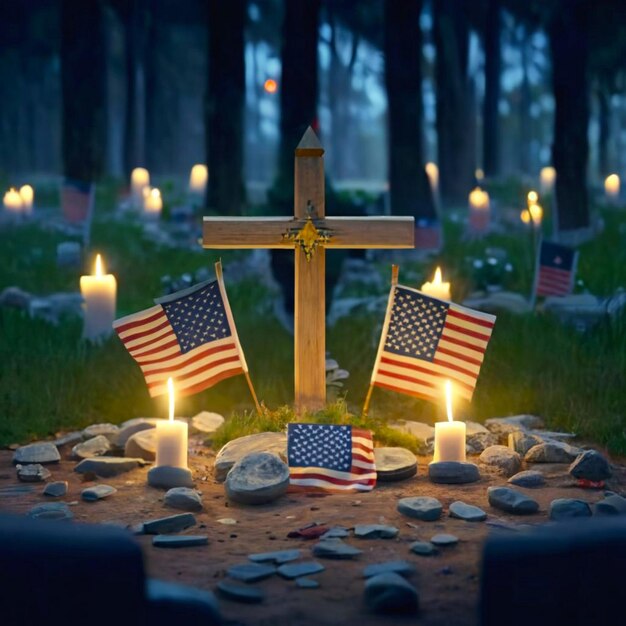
[433, 0, 474, 206]
[61, 0, 107, 183]
[519, 26, 532, 175]
[205, 0, 245, 215]
[597, 87, 610, 178]
[482, 0, 501, 178]
[549, 1, 590, 231]
[384, 0, 436, 220]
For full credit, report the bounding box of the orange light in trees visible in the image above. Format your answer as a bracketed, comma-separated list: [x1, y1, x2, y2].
[264, 78, 278, 94]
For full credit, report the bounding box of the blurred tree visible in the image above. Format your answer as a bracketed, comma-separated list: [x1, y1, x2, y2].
[61, 0, 107, 183]
[482, 0, 501, 177]
[384, 0, 436, 220]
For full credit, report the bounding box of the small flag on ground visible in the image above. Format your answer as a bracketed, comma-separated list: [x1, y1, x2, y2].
[370, 286, 496, 403]
[535, 240, 578, 297]
[288, 423, 377, 492]
[113, 270, 248, 398]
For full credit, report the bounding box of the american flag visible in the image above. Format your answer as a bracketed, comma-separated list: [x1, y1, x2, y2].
[288, 423, 377, 492]
[113, 276, 247, 397]
[61, 180, 93, 224]
[535, 240, 578, 297]
[371, 286, 496, 403]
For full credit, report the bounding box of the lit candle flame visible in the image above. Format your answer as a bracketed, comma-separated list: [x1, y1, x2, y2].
[95, 254, 103, 277]
[433, 266, 442, 285]
[445, 380, 453, 423]
[264, 78, 278, 93]
[168, 377, 174, 422]
[529, 203, 543, 225]
[151, 188, 161, 200]
[520, 209, 531, 224]
[527, 190, 538, 205]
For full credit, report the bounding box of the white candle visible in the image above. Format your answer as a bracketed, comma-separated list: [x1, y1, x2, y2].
[155, 378, 188, 468]
[19, 185, 34, 214]
[143, 187, 162, 217]
[605, 174, 620, 203]
[432, 381, 466, 462]
[189, 164, 208, 195]
[468, 187, 490, 234]
[80, 254, 117, 341]
[421, 266, 451, 301]
[3, 188, 23, 213]
[131, 167, 150, 202]
[540, 166, 556, 194]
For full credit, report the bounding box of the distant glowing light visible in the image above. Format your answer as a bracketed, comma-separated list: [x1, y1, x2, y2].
[264, 79, 278, 94]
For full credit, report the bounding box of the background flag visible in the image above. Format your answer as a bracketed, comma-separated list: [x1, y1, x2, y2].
[113, 273, 248, 398]
[535, 240, 578, 297]
[288, 423, 376, 492]
[370, 286, 496, 403]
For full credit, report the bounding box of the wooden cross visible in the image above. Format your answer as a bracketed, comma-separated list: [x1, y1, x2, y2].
[203, 128, 414, 412]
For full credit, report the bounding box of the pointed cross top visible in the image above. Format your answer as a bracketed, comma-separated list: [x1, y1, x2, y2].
[296, 126, 324, 157]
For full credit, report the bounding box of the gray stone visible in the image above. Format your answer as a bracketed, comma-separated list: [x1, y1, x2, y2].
[72, 435, 111, 460]
[428, 461, 481, 484]
[53, 431, 83, 447]
[544, 294, 606, 331]
[191, 411, 225, 435]
[43, 481, 68, 497]
[124, 429, 156, 461]
[214, 432, 287, 481]
[466, 432, 498, 454]
[525, 442, 582, 464]
[13, 442, 60, 465]
[508, 470, 546, 488]
[479, 446, 521, 477]
[143, 513, 196, 535]
[409, 541, 437, 556]
[449, 501, 487, 522]
[397, 496, 442, 521]
[74, 457, 146, 477]
[389, 420, 434, 442]
[528, 430, 577, 442]
[487, 487, 540, 515]
[0, 285, 31, 309]
[296, 577, 319, 589]
[164, 487, 202, 512]
[277, 561, 325, 579]
[249, 549, 301, 564]
[466, 421, 490, 435]
[363, 560, 416, 579]
[374, 447, 417, 482]
[320, 526, 350, 539]
[81, 484, 117, 501]
[462, 291, 532, 315]
[28, 502, 73, 521]
[115, 418, 159, 448]
[216, 581, 265, 604]
[485, 415, 545, 440]
[153, 535, 208, 548]
[594, 495, 626, 516]
[549, 499, 592, 521]
[312, 539, 363, 559]
[82, 423, 120, 443]
[508, 432, 544, 456]
[225, 452, 289, 505]
[364, 572, 419, 615]
[431, 533, 459, 546]
[354, 524, 399, 539]
[569, 449, 612, 481]
[56, 241, 81, 268]
[227, 563, 276, 583]
[16, 463, 51, 483]
[147, 465, 194, 489]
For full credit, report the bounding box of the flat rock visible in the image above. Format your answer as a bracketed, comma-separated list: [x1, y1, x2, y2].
[431, 533, 459, 546]
[549, 498, 592, 521]
[569, 449, 612, 481]
[217, 581, 265, 604]
[82, 423, 119, 443]
[16, 463, 51, 483]
[374, 447, 417, 482]
[363, 560, 416, 578]
[397, 496, 442, 521]
[13, 442, 60, 465]
[277, 561, 325, 579]
[449, 501, 487, 522]
[115, 418, 159, 448]
[143, 512, 196, 534]
[594, 494, 626, 516]
[72, 435, 111, 460]
[508, 470, 546, 488]
[153, 535, 208, 548]
[53, 431, 83, 447]
[320, 526, 350, 539]
[225, 452, 289, 505]
[0, 285, 31, 308]
[296, 577, 320, 589]
[525, 442, 582, 464]
[81, 484, 117, 501]
[191, 411, 225, 435]
[125, 429, 156, 462]
[508, 432, 544, 456]
[28, 502, 73, 521]
[75, 457, 147, 477]
[466, 421, 490, 435]
[389, 420, 434, 442]
[428, 461, 480, 484]
[147, 465, 194, 489]
[354, 524, 399, 539]
[164, 487, 202, 511]
[214, 432, 287, 481]
[466, 432, 498, 454]
[364, 572, 419, 615]
[485, 415, 545, 439]
[227, 563, 276, 582]
[312, 539, 363, 559]
[487, 486, 539, 515]
[409, 541, 437, 556]
[43, 481, 68, 497]
[479, 446, 521, 477]
[463, 291, 532, 315]
[249, 549, 301, 564]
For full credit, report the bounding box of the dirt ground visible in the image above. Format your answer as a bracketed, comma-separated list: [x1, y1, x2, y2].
[1, 434, 624, 626]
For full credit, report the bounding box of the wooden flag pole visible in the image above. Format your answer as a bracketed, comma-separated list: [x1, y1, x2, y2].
[362, 264, 399, 417]
[244, 370, 262, 414]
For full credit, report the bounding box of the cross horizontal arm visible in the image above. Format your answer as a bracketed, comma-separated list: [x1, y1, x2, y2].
[323, 216, 415, 249]
[203, 216, 295, 249]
